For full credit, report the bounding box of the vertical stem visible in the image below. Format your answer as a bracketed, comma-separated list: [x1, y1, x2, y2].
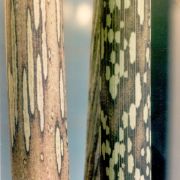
[6, 0, 69, 179]
[85, 0, 151, 179]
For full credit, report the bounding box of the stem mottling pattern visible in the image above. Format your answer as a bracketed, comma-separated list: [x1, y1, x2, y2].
[6, 0, 69, 179]
[85, 0, 151, 179]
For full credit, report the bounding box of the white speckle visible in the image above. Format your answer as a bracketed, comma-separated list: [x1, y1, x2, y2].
[128, 154, 134, 173]
[128, 138, 132, 153]
[147, 94, 151, 109]
[37, 55, 44, 132]
[129, 32, 136, 64]
[119, 143, 126, 158]
[146, 146, 151, 164]
[56, 0, 61, 41]
[134, 168, 141, 180]
[40, 152, 44, 161]
[109, 75, 118, 100]
[146, 47, 150, 63]
[60, 69, 65, 118]
[135, 73, 142, 108]
[122, 111, 128, 128]
[146, 128, 149, 142]
[144, 72, 147, 83]
[48, 49, 51, 59]
[61, 138, 64, 156]
[129, 104, 136, 130]
[125, 0, 131, 9]
[27, 10, 35, 114]
[141, 148, 145, 156]
[146, 166, 150, 176]
[23, 70, 31, 152]
[118, 168, 124, 180]
[119, 128, 124, 141]
[108, 29, 114, 43]
[115, 63, 120, 75]
[138, 0, 145, 25]
[110, 51, 116, 64]
[33, 0, 40, 29]
[115, 31, 120, 43]
[55, 127, 62, 174]
[141, 175, 145, 180]
[143, 104, 148, 123]
[41, 0, 48, 79]
[106, 140, 111, 155]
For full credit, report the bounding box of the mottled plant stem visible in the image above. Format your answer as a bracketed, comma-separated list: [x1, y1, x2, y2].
[85, 0, 151, 179]
[6, 0, 69, 179]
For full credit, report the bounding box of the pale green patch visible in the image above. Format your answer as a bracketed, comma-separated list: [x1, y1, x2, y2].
[115, 0, 121, 9]
[115, 31, 120, 43]
[146, 166, 150, 176]
[129, 104, 136, 130]
[135, 73, 142, 108]
[106, 14, 111, 27]
[128, 154, 134, 173]
[125, 0, 131, 9]
[119, 127, 124, 141]
[115, 63, 120, 75]
[144, 72, 147, 83]
[108, 29, 114, 43]
[146, 146, 151, 164]
[23, 70, 31, 152]
[110, 51, 116, 64]
[128, 138, 132, 153]
[27, 10, 35, 114]
[146, 127, 150, 142]
[109, 0, 115, 13]
[33, 0, 40, 29]
[143, 104, 148, 123]
[55, 127, 62, 173]
[106, 66, 111, 80]
[37, 55, 44, 132]
[141, 148, 145, 156]
[134, 168, 141, 180]
[138, 0, 145, 25]
[120, 21, 124, 28]
[122, 111, 128, 128]
[109, 75, 118, 99]
[119, 143, 125, 157]
[118, 168, 124, 180]
[129, 32, 136, 64]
